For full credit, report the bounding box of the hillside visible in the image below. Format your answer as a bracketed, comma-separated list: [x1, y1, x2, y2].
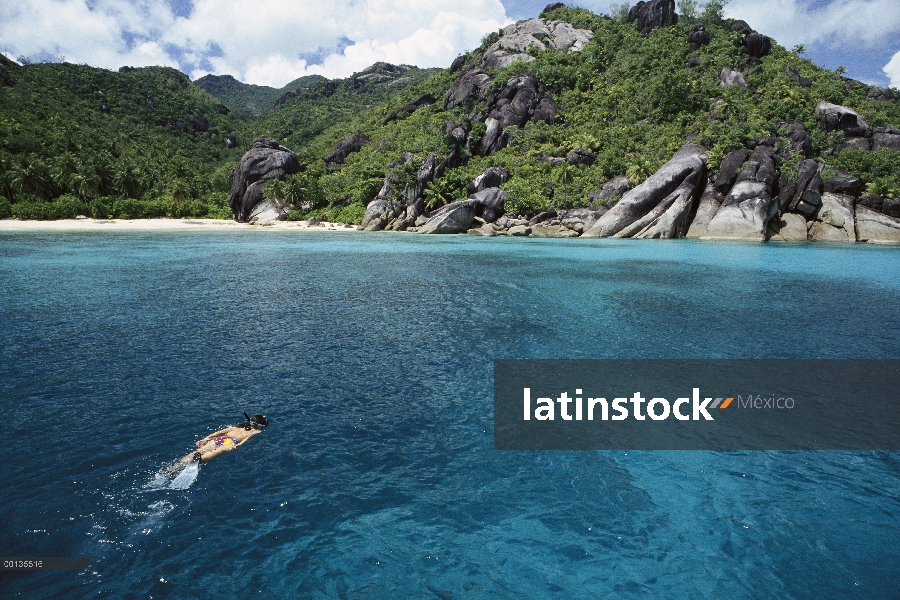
[2, 0, 899, 239]
[194, 73, 325, 117]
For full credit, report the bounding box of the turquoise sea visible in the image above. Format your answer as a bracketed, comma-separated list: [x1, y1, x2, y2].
[1, 231, 899, 598]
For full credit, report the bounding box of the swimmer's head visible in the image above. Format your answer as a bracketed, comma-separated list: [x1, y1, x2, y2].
[244, 412, 268, 429]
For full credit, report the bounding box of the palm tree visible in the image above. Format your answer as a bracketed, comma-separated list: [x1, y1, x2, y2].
[10, 159, 51, 199]
[68, 162, 101, 200]
[424, 178, 455, 210]
[112, 161, 142, 199]
[553, 163, 573, 206]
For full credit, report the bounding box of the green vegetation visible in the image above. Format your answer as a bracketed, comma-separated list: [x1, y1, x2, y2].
[194, 74, 324, 117]
[1, 4, 898, 222]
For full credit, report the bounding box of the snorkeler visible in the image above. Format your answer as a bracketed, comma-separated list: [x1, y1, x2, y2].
[178, 412, 269, 465]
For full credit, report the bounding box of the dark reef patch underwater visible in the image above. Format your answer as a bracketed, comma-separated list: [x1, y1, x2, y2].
[1, 231, 899, 598]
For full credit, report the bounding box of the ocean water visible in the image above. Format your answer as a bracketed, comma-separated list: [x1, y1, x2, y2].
[1, 231, 899, 599]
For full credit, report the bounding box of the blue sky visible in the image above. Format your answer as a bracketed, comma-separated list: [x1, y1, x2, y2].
[1, 0, 898, 89]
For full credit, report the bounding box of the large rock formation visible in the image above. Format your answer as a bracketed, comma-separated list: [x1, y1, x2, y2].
[589, 176, 632, 204]
[228, 138, 301, 222]
[808, 193, 856, 242]
[323, 132, 370, 167]
[720, 68, 748, 88]
[582, 144, 706, 238]
[704, 144, 780, 240]
[476, 76, 558, 155]
[443, 18, 588, 156]
[419, 200, 478, 234]
[382, 94, 436, 125]
[478, 18, 593, 70]
[685, 184, 723, 239]
[873, 127, 900, 151]
[688, 22, 710, 49]
[467, 168, 511, 195]
[867, 87, 900, 102]
[731, 20, 772, 60]
[816, 102, 871, 137]
[628, 0, 677, 36]
[856, 207, 900, 243]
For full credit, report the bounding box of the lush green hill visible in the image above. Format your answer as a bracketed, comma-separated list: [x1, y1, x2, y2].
[259, 3, 900, 223]
[194, 73, 324, 117]
[0, 56, 244, 218]
[1, 2, 898, 224]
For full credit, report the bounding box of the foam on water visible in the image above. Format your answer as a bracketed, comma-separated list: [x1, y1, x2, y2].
[169, 461, 199, 490]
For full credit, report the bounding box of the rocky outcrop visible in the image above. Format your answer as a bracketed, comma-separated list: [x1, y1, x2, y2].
[416, 153, 442, 199]
[470, 188, 509, 223]
[808, 193, 856, 242]
[720, 68, 748, 88]
[777, 159, 822, 217]
[685, 184, 722, 238]
[589, 176, 632, 204]
[582, 144, 706, 238]
[867, 87, 900, 102]
[444, 18, 585, 155]
[540, 2, 565, 16]
[559, 207, 608, 234]
[704, 144, 780, 240]
[419, 200, 478, 234]
[731, 21, 771, 60]
[323, 132, 370, 167]
[745, 33, 772, 59]
[467, 167, 511, 195]
[566, 148, 596, 166]
[816, 102, 870, 137]
[479, 18, 593, 70]
[247, 200, 289, 224]
[714, 149, 750, 193]
[415, 187, 509, 234]
[476, 76, 558, 155]
[228, 138, 301, 222]
[779, 121, 813, 157]
[628, 0, 677, 36]
[731, 20, 754, 35]
[382, 94, 436, 125]
[784, 67, 811, 87]
[873, 127, 900, 151]
[823, 176, 863, 196]
[444, 71, 493, 110]
[767, 213, 808, 241]
[856, 206, 900, 243]
[360, 199, 405, 231]
[688, 22, 710, 49]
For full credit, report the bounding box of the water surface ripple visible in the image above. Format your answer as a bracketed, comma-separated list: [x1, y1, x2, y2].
[1, 232, 898, 599]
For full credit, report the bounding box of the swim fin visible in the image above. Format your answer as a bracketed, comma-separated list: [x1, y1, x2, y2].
[170, 455, 200, 490]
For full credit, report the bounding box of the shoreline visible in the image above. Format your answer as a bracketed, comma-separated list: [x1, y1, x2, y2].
[1, 217, 898, 245]
[0, 218, 359, 232]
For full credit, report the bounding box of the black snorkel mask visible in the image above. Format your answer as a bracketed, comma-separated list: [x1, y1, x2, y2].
[244, 412, 268, 429]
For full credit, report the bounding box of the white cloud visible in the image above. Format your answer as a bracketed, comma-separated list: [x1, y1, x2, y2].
[885, 50, 900, 88]
[167, 0, 510, 86]
[725, 0, 900, 50]
[1, 0, 509, 86]
[0, 0, 179, 68]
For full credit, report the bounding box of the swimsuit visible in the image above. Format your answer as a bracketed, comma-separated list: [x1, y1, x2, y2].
[214, 436, 237, 447]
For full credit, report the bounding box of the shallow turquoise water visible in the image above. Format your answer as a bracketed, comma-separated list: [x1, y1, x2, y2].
[1, 231, 899, 599]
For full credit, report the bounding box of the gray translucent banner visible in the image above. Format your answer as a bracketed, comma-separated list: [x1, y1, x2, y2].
[494, 360, 900, 450]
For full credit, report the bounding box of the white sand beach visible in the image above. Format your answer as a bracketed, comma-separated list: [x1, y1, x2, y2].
[0, 218, 360, 232]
